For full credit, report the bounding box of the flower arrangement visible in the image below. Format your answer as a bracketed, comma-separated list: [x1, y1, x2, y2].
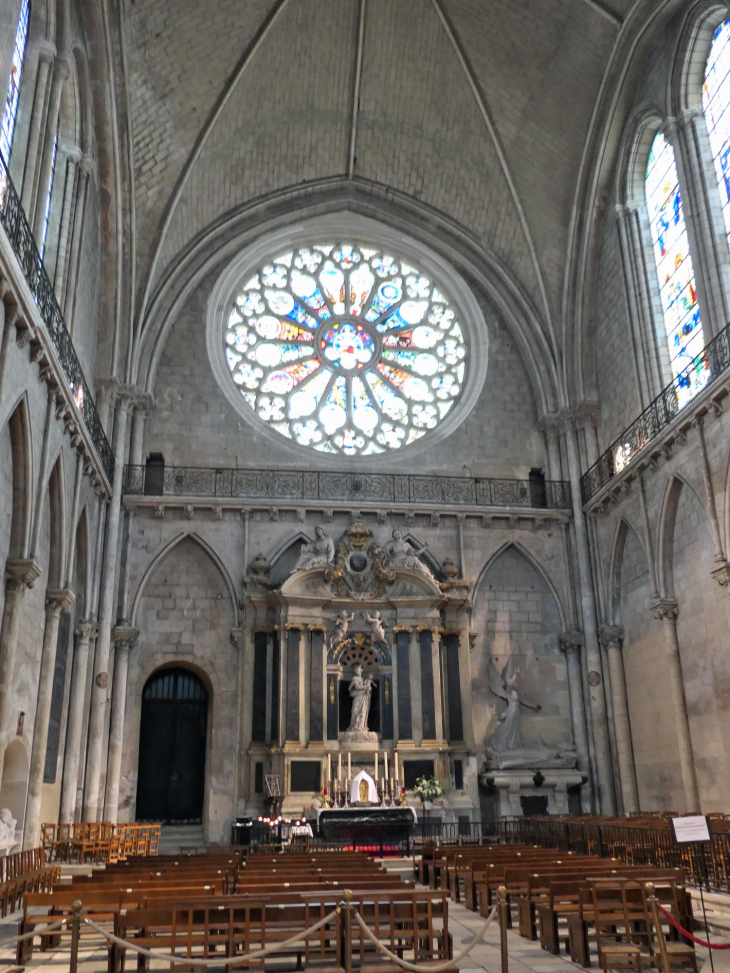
[413, 775, 445, 807]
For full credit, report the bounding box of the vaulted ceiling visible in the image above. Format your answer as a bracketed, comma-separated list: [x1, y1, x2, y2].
[119, 0, 646, 392]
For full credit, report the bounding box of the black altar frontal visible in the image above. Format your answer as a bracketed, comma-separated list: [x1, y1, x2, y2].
[317, 805, 417, 846]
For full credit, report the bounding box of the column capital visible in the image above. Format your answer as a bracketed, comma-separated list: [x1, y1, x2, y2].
[112, 625, 139, 650]
[74, 619, 96, 641]
[393, 626, 413, 634]
[45, 587, 75, 614]
[598, 624, 624, 648]
[230, 628, 245, 650]
[5, 559, 42, 592]
[307, 624, 327, 633]
[649, 598, 679, 620]
[711, 561, 730, 589]
[559, 631, 583, 654]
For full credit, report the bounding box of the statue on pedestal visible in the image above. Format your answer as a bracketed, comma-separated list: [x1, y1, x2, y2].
[294, 526, 335, 571]
[342, 664, 378, 743]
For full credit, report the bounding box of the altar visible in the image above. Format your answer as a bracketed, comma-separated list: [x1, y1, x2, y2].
[316, 805, 417, 845]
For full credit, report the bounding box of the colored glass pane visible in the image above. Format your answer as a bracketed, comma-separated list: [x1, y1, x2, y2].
[645, 132, 706, 404]
[223, 242, 467, 454]
[704, 21, 730, 244]
[0, 0, 29, 166]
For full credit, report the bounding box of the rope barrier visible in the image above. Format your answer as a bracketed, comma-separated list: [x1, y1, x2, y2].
[656, 903, 730, 950]
[0, 918, 67, 948]
[82, 909, 339, 967]
[352, 904, 497, 972]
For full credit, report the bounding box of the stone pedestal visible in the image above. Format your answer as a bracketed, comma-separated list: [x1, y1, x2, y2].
[479, 768, 584, 815]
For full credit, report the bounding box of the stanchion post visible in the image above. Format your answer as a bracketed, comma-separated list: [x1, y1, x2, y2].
[343, 890, 353, 973]
[645, 883, 671, 973]
[497, 884, 508, 973]
[70, 899, 82, 973]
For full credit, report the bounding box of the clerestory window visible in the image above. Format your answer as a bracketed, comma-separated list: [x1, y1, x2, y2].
[0, 0, 29, 166]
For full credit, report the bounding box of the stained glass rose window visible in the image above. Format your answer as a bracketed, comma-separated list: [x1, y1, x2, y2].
[222, 243, 467, 455]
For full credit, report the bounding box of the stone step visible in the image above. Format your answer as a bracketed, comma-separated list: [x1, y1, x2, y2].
[158, 824, 206, 855]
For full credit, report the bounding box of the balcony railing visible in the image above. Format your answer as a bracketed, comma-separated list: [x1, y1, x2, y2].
[581, 321, 730, 504]
[0, 156, 114, 483]
[124, 465, 572, 509]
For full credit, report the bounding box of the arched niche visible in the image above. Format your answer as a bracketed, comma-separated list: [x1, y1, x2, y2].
[471, 544, 568, 756]
[0, 739, 28, 835]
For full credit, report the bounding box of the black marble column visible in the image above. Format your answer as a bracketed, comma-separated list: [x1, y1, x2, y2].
[309, 628, 324, 743]
[443, 632, 464, 742]
[326, 674, 339, 740]
[381, 674, 394, 739]
[419, 628, 437, 740]
[251, 630, 268, 742]
[270, 631, 280, 743]
[395, 628, 412, 740]
[285, 626, 301, 743]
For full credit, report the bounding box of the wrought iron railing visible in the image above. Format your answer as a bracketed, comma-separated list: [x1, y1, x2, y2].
[0, 156, 114, 482]
[123, 465, 572, 508]
[581, 321, 730, 504]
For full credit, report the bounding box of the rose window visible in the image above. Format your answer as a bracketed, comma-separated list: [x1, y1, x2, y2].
[222, 242, 468, 455]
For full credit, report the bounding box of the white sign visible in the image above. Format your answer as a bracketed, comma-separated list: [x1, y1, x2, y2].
[671, 815, 712, 844]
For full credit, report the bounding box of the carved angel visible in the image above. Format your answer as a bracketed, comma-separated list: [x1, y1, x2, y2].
[487, 657, 541, 753]
[332, 609, 355, 646]
[362, 610, 387, 643]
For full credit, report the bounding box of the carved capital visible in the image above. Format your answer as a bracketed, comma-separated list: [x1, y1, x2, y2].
[598, 625, 624, 649]
[307, 624, 327, 633]
[113, 625, 139, 650]
[45, 588, 75, 615]
[5, 559, 42, 593]
[230, 628, 245, 651]
[392, 626, 413, 634]
[284, 622, 302, 631]
[711, 561, 730, 589]
[649, 598, 679, 621]
[74, 619, 97, 642]
[559, 631, 583, 654]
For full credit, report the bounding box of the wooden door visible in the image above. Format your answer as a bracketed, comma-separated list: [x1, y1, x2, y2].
[136, 668, 207, 823]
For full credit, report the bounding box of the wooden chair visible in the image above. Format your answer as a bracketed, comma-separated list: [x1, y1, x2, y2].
[592, 881, 644, 973]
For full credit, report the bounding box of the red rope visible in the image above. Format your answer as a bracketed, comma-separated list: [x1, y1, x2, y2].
[656, 902, 730, 950]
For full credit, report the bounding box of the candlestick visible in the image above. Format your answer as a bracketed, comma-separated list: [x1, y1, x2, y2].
[384, 751, 388, 780]
[338, 752, 342, 782]
[348, 752, 351, 778]
[327, 753, 331, 782]
[375, 751, 378, 781]
[394, 751, 398, 783]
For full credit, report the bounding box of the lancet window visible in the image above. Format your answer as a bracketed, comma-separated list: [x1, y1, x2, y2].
[0, 0, 29, 165]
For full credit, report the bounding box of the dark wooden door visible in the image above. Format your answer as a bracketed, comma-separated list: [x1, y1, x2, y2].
[136, 668, 207, 823]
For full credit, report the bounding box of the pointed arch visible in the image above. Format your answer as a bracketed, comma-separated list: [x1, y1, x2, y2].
[472, 539, 567, 632]
[130, 531, 239, 628]
[46, 452, 66, 588]
[73, 502, 90, 616]
[267, 531, 312, 570]
[609, 516, 648, 625]
[657, 473, 708, 599]
[2, 395, 33, 561]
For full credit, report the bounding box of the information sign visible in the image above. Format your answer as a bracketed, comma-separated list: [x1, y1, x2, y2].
[671, 814, 712, 844]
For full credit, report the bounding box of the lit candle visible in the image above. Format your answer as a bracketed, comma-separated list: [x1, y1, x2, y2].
[394, 751, 398, 783]
[327, 753, 331, 783]
[338, 752, 342, 781]
[384, 751, 389, 780]
[348, 752, 352, 778]
[375, 751, 378, 781]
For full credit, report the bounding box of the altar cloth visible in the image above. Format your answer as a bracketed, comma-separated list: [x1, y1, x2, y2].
[316, 805, 417, 844]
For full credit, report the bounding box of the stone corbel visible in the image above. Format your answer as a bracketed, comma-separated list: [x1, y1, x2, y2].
[230, 629, 245, 651]
[648, 598, 678, 621]
[5, 558, 42, 592]
[597, 625, 624, 649]
[558, 631, 583, 654]
[45, 587, 75, 615]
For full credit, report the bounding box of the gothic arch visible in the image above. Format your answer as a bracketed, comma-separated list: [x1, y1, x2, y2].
[1, 396, 33, 561]
[267, 531, 311, 569]
[670, 0, 726, 115]
[72, 503, 91, 615]
[471, 540, 567, 633]
[609, 516, 649, 625]
[657, 473, 709, 598]
[616, 106, 665, 206]
[130, 531, 239, 628]
[46, 453, 66, 588]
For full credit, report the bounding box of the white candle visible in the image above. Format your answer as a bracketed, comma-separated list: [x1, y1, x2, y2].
[348, 752, 352, 778]
[384, 751, 389, 780]
[338, 753, 342, 781]
[375, 751, 378, 780]
[327, 753, 331, 783]
[394, 751, 398, 783]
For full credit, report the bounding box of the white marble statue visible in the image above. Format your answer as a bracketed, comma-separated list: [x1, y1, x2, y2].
[347, 664, 374, 733]
[0, 808, 17, 851]
[383, 530, 435, 581]
[362, 610, 387, 643]
[294, 526, 335, 571]
[332, 609, 355, 646]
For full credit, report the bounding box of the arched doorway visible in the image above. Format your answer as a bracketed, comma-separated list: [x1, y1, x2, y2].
[0, 740, 28, 841]
[136, 668, 208, 823]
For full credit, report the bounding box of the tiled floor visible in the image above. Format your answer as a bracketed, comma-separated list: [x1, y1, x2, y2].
[0, 890, 721, 972]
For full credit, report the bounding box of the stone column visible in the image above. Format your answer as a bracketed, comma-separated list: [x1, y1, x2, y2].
[665, 109, 730, 340]
[31, 54, 70, 243]
[24, 588, 75, 847]
[60, 153, 91, 326]
[598, 625, 639, 812]
[128, 399, 152, 468]
[0, 560, 41, 763]
[59, 619, 95, 822]
[19, 42, 53, 214]
[559, 632, 591, 811]
[103, 627, 138, 823]
[393, 627, 413, 744]
[53, 143, 80, 301]
[83, 394, 130, 822]
[564, 426, 615, 812]
[284, 624, 301, 748]
[649, 599, 700, 811]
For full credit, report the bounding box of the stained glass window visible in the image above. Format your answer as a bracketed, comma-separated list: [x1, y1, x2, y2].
[0, 0, 29, 165]
[645, 132, 706, 403]
[223, 243, 467, 455]
[704, 21, 730, 245]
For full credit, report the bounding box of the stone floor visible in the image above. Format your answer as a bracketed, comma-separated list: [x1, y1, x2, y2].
[0, 884, 721, 972]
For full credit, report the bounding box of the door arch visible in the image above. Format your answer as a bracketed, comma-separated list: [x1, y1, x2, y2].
[136, 668, 208, 823]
